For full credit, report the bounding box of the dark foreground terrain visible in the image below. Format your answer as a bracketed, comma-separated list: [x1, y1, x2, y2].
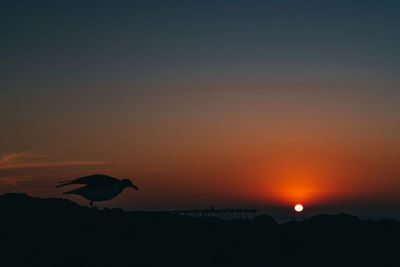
[0, 193, 399, 267]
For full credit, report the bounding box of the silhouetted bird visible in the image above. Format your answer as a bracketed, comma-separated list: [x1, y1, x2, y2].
[56, 174, 138, 207]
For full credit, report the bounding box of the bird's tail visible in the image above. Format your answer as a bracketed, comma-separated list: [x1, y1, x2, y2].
[58, 180, 72, 183]
[56, 181, 74, 188]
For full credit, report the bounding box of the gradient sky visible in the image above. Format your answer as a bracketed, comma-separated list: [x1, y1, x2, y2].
[1, 0, 400, 216]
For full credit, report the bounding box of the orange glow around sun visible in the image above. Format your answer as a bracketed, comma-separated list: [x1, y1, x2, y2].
[252, 152, 345, 207]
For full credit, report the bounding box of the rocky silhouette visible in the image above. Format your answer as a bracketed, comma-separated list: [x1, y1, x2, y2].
[56, 174, 138, 207]
[0, 193, 399, 266]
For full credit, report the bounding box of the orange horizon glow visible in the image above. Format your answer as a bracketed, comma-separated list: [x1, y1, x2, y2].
[1, 89, 400, 211]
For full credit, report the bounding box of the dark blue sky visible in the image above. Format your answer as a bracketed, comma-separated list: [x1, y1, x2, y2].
[2, 0, 400, 90]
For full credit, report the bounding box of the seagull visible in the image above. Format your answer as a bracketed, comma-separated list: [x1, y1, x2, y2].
[56, 174, 138, 208]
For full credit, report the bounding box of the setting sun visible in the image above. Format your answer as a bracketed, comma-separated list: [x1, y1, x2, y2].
[294, 204, 304, 212]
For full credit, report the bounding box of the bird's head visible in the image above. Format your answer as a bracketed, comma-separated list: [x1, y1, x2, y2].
[121, 179, 139, 190]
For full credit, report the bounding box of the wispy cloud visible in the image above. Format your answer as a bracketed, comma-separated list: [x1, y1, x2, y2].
[0, 151, 31, 165]
[0, 151, 108, 170]
[143, 168, 169, 172]
[0, 176, 33, 186]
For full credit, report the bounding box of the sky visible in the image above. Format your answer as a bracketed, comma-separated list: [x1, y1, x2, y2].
[1, 0, 400, 216]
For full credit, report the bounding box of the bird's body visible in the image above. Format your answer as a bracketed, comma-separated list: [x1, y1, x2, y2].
[63, 183, 125, 201]
[57, 174, 138, 207]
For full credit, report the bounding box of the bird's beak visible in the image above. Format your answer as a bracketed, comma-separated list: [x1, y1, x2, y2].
[131, 184, 139, 191]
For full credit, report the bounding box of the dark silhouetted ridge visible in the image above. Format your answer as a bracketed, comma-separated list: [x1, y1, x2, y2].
[302, 213, 360, 225]
[0, 193, 399, 267]
[0, 192, 82, 210]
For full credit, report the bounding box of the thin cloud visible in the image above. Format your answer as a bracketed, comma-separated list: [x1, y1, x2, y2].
[0, 176, 33, 186]
[0, 151, 108, 170]
[143, 168, 169, 172]
[0, 151, 31, 164]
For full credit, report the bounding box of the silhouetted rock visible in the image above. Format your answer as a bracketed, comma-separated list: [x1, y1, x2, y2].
[254, 214, 277, 226]
[303, 213, 360, 226]
[0, 193, 399, 267]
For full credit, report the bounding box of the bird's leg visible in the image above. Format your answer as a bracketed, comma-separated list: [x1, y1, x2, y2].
[90, 200, 93, 208]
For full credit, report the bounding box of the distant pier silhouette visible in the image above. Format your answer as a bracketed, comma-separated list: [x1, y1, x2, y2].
[172, 207, 257, 220]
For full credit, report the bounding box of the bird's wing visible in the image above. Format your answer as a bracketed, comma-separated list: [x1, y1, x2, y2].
[57, 174, 119, 188]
